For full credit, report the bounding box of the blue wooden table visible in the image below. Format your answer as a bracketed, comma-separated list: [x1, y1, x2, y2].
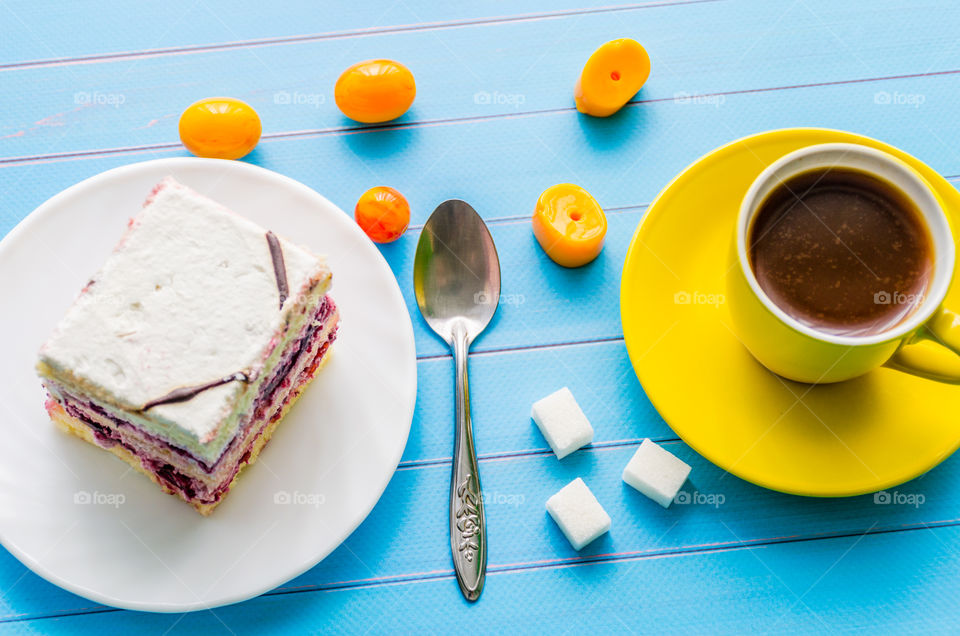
[3, 0, 960, 632]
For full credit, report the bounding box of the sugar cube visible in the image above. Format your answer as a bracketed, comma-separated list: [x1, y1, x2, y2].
[531, 387, 594, 459]
[622, 439, 692, 508]
[546, 477, 611, 550]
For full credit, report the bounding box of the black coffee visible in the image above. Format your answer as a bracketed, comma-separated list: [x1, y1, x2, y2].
[748, 167, 933, 336]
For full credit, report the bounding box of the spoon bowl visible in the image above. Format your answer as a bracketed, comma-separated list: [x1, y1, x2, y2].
[414, 200, 501, 344]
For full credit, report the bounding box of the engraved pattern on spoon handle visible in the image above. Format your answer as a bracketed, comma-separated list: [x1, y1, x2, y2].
[449, 323, 486, 602]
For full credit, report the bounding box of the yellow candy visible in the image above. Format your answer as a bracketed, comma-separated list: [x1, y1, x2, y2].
[532, 184, 607, 267]
[178, 97, 261, 160]
[574, 39, 650, 117]
[335, 59, 416, 124]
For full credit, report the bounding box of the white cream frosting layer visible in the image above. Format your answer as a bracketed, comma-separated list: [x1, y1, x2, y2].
[39, 178, 331, 461]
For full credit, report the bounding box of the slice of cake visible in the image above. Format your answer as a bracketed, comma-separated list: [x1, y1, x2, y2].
[36, 177, 340, 515]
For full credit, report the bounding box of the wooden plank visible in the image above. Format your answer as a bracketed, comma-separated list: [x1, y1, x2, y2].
[5, 503, 960, 631]
[3, 75, 959, 230]
[0, 1, 693, 66]
[1, 424, 957, 622]
[1, 0, 959, 160]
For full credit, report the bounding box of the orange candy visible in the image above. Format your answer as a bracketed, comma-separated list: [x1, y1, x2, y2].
[532, 184, 607, 267]
[178, 97, 262, 160]
[574, 39, 650, 117]
[355, 186, 410, 243]
[335, 60, 416, 124]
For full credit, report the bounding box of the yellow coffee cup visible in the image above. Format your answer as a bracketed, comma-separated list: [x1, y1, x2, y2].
[728, 143, 960, 384]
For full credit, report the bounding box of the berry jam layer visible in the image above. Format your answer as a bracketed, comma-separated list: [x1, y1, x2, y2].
[44, 298, 339, 511]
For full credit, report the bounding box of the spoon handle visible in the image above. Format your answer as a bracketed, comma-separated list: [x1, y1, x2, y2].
[449, 324, 486, 601]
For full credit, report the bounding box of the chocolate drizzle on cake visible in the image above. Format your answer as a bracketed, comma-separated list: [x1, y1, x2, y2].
[265, 231, 289, 309]
[140, 372, 249, 411]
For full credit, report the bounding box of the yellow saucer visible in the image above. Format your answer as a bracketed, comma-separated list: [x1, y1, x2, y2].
[621, 128, 960, 497]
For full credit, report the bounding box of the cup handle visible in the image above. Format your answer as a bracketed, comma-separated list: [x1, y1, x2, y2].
[885, 307, 960, 383]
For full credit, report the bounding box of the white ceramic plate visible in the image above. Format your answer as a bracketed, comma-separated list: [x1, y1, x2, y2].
[0, 159, 417, 612]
